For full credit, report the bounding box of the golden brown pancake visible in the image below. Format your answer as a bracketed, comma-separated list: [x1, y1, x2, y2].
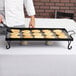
[53, 30, 62, 33]
[32, 30, 40, 33]
[23, 35, 33, 38]
[22, 33, 31, 36]
[22, 30, 31, 33]
[42, 30, 51, 33]
[44, 32, 54, 35]
[10, 36, 20, 38]
[11, 29, 20, 32]
[58, 35, 67, 38]
[45, 35, 55, 38]
[57, 33, 66, 36]
[32, 33, 42, 36]
[34, 36, 44, 38]
[10, 33, 20, 35]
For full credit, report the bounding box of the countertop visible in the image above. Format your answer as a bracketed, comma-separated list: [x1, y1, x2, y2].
[0, 18, 76, 55]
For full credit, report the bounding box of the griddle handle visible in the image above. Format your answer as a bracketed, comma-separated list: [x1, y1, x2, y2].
[68, 41, 72, 50]
[68, 30, 76, 36]
[1, 22, 8, 28]
[6, 41, 11, 49]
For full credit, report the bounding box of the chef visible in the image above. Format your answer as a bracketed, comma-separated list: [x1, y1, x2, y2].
[5, 0, 35, 27]
[0, 0, 52, 45]
[0, 0, 35, 45]
[0, 0, 35, 27]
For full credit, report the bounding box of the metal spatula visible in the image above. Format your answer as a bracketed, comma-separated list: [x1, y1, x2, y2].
[1, 22, 12, 33]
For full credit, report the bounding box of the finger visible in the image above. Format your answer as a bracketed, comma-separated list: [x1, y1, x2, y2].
[29, 24, 31, 28]
[32, 25, 34, 28]
[29, 25, 34, 28]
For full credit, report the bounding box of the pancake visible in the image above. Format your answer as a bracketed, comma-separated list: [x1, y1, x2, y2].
[10, 36, 20, 38]
[22, 30, 31, 33]
[10, 34, 19, 36]
[23, 35, 32, 37]
[55, 32, 63, 35]
[42, 30, 51, 33]
[34, 36, 44, 38]
[32, 30, 40, 33]
[56, 33, 65, 36]
[11, 32, 20, 34]
[57, 33, 66, 36]
[22, 33, 31, 36]
[23, 36, 33, 38]
[11, 29, 20, 32]
[58, 35, 67, 38]
[32, 33, 42, 36]
[53, 30, 62, 33]
[44, 32, 54, 35]
[10, 34, 20, 37]
[45, 35, 55, 38]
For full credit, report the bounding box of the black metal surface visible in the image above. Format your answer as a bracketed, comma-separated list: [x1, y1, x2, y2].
[68, 41, 72, 50]
[56, 11, 74, 19]
[5, 28, 74, 50]
[5, 28, 73, 41]
[6, 41, 11, 49]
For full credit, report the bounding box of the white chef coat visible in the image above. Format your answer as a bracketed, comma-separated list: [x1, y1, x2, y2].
[5, 0, 35, 27]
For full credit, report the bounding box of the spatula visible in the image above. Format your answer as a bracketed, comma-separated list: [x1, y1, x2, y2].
[1, 22, 12, 33]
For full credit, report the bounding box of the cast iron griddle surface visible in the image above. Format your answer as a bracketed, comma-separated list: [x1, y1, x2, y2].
[6, 28, 73, 41]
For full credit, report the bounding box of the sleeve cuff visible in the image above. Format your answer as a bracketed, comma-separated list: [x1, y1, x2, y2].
[27, 11, 36, 16]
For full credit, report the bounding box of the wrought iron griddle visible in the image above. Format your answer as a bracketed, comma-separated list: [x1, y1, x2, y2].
[5, 28, 73, 49]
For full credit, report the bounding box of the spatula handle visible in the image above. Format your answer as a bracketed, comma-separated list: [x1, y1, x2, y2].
[1, 22, 12, 32]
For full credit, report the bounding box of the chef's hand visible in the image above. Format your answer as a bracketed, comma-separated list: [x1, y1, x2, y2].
[0, 15, 3, 23]
[29, 16, 35, 28]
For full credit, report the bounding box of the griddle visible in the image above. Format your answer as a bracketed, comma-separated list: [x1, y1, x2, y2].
[5, 28, 73, 49]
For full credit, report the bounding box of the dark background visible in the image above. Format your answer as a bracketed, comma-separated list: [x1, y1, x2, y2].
[25, 0, 76, 21]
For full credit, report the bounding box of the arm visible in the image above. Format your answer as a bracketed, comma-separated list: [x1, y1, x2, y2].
[29, 15, 35, 28]
[0, 0, 5, 23]
[24, 0, 36, 28]
[0, 15, 3, 23]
